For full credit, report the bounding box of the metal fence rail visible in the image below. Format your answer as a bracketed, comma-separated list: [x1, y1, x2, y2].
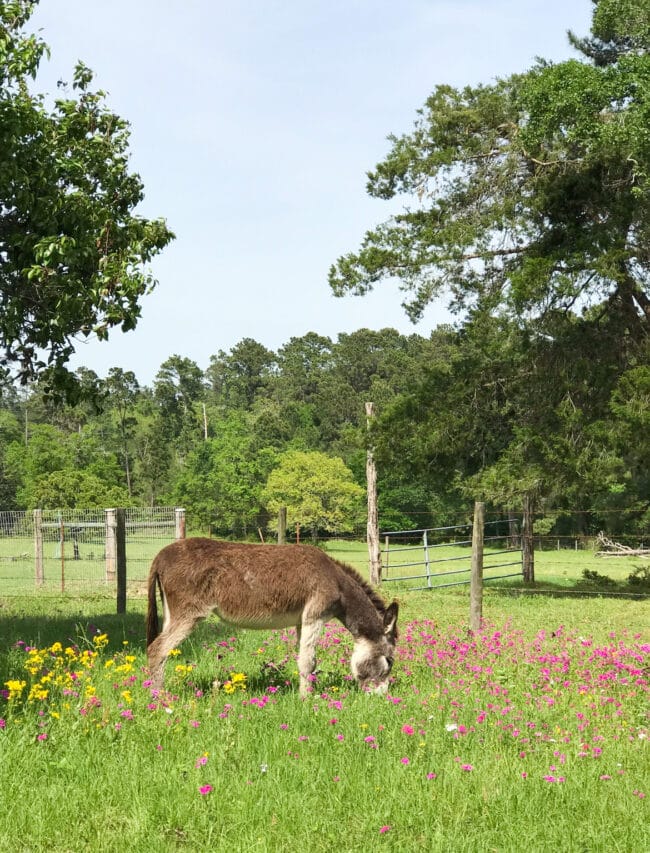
[381, 520, 523, 590]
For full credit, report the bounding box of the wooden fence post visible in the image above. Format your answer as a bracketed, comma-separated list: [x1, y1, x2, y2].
[469, 501, 485, 632]
[522, 494, 535, 583]
[59, 514, 65, 593]
[366, 402, 381, 585]
[33, 508, 44, 587]
[105, 508, 116, 583]
[116, 508, 127, 614]
[175, 507, 186, 540]
[278, 506, 287, 544]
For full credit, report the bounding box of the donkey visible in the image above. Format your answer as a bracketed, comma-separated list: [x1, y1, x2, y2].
[146, 537, 399, 697]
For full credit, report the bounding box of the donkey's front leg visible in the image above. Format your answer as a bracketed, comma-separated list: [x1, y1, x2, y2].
[297, 618, 323, 698]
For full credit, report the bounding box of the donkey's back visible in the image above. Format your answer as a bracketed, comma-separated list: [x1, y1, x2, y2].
[147, 538, 344, 680]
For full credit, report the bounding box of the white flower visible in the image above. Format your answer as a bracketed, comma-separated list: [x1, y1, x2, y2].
[445, 723, 458, 732]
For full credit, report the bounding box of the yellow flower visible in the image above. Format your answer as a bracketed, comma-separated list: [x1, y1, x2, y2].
[28, 684, 49, 702]
[49, 642, 63, 654]
[93, 633, 109, 649]
[222, 673, 247, 693]
[5, 679, 26, 700]
[121, 690, 132, 704]
[167, 648, 181, 657]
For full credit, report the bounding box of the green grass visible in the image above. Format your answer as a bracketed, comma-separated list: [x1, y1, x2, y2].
[0, 534, 161, 595]
[0, 587, 648, 852]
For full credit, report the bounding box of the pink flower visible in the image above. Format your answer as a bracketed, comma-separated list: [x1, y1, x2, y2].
[199, 785, 213, 796]
[461, 764, 474, 772]
[37, 733, 48, 742]
[400, 757, 410, 765]
[426, 772, 437, 780]
[379, 825, 391, 834]
[195, 756, 208, 768]
[401, 724, 414, 735]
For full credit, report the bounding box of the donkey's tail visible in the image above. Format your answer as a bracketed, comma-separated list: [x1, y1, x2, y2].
[146, 565, 161, 647]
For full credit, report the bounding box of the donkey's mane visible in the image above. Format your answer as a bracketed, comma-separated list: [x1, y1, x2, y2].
[335, 559, 387, 614]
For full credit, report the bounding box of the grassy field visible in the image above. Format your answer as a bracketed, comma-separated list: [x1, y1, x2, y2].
[0, 558, 648, 852]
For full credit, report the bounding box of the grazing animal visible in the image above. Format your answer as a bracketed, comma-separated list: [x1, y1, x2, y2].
[146, 538, 399, 697]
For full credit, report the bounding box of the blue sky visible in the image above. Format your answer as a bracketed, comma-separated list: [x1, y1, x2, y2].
[30, 0, 593, 385]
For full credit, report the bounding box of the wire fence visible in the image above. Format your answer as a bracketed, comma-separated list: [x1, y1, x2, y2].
[0, 508, 183, 596]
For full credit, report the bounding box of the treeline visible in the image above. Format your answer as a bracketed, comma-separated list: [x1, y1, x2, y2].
[0, 320, 648, 539]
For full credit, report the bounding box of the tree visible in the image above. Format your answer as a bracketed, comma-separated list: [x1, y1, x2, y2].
[328, 1, 650, 530]
[173, 411, 276, 534]
[27, 469, 131, 509]
[0, 409, 22, 507]
[262, 450, 364, 539]
[0, 2, 173, 397]
[329, 0, 650, 341]
[153, 355, 205, 452]
[104, 368, 140, 496]
[206, 338, 276, 410]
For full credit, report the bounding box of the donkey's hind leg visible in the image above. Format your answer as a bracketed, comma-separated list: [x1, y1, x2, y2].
[297, 617, 324, 698]
[147, 615, 197, 691]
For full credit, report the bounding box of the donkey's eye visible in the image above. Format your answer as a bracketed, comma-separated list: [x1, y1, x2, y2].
[385, 656, 394, 673]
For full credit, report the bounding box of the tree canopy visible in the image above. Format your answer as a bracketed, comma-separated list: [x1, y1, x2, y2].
[0, 1, 173, 397]
[329, 0, 650, 339]
[328, 0, 650, 527]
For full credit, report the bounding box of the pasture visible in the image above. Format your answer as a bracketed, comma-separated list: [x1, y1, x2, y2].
[0, 548, 648, 852]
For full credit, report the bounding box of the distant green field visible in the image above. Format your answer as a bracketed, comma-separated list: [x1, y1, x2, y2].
[0, 535, 160, 596]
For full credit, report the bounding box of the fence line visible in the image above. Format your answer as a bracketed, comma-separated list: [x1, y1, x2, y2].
[0, 508, 184, 601]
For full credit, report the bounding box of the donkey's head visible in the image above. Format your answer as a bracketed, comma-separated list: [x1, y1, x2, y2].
[350, 601, 399, 694]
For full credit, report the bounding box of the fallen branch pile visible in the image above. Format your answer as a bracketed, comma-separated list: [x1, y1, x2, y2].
[596, 532, 650, 558]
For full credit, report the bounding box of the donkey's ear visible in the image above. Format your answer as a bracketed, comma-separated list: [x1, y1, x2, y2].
[383, 601, 399, 637]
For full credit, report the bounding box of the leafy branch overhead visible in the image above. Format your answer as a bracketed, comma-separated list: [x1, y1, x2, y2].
[329, 0, 650, 333]
[0, 1, 174, 397]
